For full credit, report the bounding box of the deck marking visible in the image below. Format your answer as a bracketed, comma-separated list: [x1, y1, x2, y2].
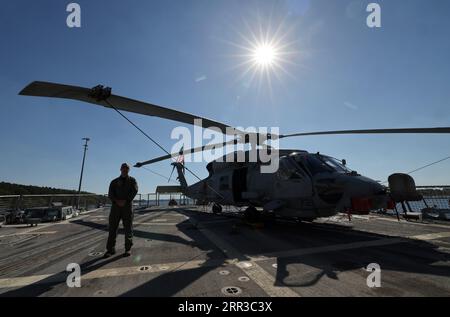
[0, 259, 219, 288]
[189, 219, 245, 261]
[181, 211, 299, 297]
[0, 231, 57, 239]
[0, 274, 54, 288]
[240, 261, 299, 297]
[409, 231, 450, 241]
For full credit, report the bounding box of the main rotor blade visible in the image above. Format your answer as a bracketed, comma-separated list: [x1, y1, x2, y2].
[280, 127, 450, 139]
[134, 139, 238, 167]
[19, 81, 240, 135]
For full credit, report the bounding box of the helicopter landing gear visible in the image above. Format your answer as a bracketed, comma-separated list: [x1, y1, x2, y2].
[262, 211, 277, 227]
[244, 206, 260, 223]
[212, 203, 222, 214]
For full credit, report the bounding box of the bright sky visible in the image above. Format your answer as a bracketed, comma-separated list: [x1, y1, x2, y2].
[1, 0, 449, 194]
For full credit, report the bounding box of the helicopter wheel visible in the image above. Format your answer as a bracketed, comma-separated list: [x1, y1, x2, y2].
[212, 203, 222, 214]
[244, 206, 260, 223]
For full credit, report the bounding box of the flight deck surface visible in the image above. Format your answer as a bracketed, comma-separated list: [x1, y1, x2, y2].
[0, 207, 449, 297]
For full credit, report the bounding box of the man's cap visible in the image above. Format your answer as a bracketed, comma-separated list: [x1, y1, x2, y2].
[121, 163, 130, 169]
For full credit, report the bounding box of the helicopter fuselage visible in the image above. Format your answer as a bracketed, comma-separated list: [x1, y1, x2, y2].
[180, 150, 389, 220]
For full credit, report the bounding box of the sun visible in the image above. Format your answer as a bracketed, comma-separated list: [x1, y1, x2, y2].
[252, 44, 277, 67]
[222, 16, 302, 96]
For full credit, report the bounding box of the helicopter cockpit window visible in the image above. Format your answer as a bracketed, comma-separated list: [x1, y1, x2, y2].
[278, 157, 304, 180]
[321, 156, 352, 174]
[304, 154, 352, 175]
[304, 155, 334, 175]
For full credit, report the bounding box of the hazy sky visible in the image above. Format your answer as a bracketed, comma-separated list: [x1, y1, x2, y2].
[1, 0, 449, 194]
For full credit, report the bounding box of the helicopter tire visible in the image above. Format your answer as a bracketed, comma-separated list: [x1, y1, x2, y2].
[212, 203, 222, 214]
[244, 206, 260, 223]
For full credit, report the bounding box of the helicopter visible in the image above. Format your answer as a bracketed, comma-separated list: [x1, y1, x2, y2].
[19, 81, 450, 221]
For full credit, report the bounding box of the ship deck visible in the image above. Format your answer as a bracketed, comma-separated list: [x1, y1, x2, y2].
[0, 206, 449, 297]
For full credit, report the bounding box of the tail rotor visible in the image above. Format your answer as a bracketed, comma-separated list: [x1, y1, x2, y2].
[168, 146, 185, 183]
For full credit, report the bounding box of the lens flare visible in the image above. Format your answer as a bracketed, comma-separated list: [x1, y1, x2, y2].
[221, 15, 302, 98]
[252, 44, 277, 67]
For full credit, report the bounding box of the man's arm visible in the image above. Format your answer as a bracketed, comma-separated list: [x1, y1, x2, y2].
[128, 178, 139, 202]
[108, 180, 117, 203]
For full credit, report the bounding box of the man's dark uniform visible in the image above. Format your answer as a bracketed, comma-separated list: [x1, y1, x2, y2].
[107, 175, 138, 253]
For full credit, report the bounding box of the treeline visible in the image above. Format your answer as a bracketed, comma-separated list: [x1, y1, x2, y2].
[0, 181, 94, 196]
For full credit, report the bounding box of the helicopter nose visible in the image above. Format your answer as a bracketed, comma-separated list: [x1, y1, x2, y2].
[315, 175, 386, 208]
[341, 176, 385, 197]
[336, 175, 387, 213]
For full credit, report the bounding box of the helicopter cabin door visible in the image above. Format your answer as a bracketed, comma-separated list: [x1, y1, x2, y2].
[232, 167, 248, 203]
[274, 157, 314, 214]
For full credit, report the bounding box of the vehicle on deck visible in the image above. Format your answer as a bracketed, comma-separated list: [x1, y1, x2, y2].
[59, 206, 75, 220]
[24, 206, 76, 223]
[24, 208, 47, 226]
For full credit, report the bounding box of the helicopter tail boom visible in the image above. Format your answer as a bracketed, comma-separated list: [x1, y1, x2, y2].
[171, 162, 188, 192]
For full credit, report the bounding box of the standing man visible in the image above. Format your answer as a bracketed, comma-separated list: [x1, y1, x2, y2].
[105, 163, 138, 258]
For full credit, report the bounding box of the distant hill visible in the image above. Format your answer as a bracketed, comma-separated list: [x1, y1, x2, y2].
[0, 182, 94, 196]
